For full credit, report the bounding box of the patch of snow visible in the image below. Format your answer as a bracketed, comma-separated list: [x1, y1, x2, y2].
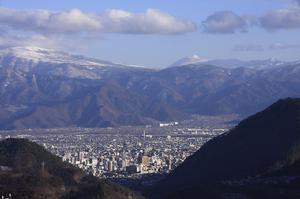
[0, 46, 148, 69]
[170, 54, 208, 67]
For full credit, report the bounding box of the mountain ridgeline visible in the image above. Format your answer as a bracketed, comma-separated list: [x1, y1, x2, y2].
[0, 138, 144, 199]
[150, 98, 300, 199]
[1, 46, 300, 129]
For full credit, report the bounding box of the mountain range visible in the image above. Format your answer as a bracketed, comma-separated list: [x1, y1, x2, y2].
[0, 46, 300, 129]
[170, 55, 299, 69]
[150, 98, 300, 199]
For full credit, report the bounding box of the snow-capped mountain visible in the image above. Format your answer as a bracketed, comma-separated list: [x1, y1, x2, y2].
[170, 55, 208, 67]
[0, 46, 149, 80]
[0, 46, 148, 69]
[206, 58, 295, 70]
[0, 46, 300, 130]
[170, 55, 300, 70]
[0, 46, 105, 66]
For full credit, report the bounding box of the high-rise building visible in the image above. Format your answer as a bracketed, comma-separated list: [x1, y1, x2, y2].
[108, 161, 114, 172]
[168, 155, 172, 171]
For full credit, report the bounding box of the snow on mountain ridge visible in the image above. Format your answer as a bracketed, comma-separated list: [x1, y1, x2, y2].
[0, 46, 110, 67]
[170, 54, 208, 67]
[170, 55, 300, 69]
[0, 46, 149, 69]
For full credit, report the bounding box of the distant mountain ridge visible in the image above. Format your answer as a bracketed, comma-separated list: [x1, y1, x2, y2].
[0, 46, 300, 129]
[170, 55, 299, 69]
[170, 54, 208, 67]
[150, 98, 300, 199]
[0, 46, 145, 68]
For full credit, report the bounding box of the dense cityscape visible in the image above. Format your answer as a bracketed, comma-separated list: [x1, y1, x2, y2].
[0, 122, 230, 188]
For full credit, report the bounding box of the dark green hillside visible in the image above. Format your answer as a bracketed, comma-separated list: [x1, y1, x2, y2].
[151, 98, 300, 199]
[0, 138, 144, 199]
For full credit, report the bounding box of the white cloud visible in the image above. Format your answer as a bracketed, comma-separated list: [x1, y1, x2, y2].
[102, 9, 197, 34]
[0, 8, 196, 35]
[269, 42, 300, 50]
[259, 7, 300, 31]
[202, 0, 300, 33]
[233, 44, 264, 52]
[231, 43, 300, 52]
[202, 11, 248, 34]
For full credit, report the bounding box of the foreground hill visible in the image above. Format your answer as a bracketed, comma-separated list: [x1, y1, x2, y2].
[150, 98, 300, 199]
[0, 138, 144, 199]
[1, 46, 300, 129]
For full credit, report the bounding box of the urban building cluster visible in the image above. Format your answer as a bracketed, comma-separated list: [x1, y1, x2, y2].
[20, 126, 228, 179]
[0, 125, 229, 181]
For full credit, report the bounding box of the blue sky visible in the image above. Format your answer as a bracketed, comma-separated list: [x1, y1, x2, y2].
[0, 0, 300, 68]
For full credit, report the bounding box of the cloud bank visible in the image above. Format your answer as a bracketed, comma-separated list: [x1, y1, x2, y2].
[0, 8, 196, 35]
[202, 0, 300, 33]
[269, 42, 300, 50]
[259, 8, 300, 31]
[202, 11, 248, 34]
[233, 42, 300, 52]
[233, 44, 264, 52]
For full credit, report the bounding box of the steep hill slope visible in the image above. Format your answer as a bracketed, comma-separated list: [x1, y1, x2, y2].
[0, 138, 144, 199]
[151, 98, 300, 199]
